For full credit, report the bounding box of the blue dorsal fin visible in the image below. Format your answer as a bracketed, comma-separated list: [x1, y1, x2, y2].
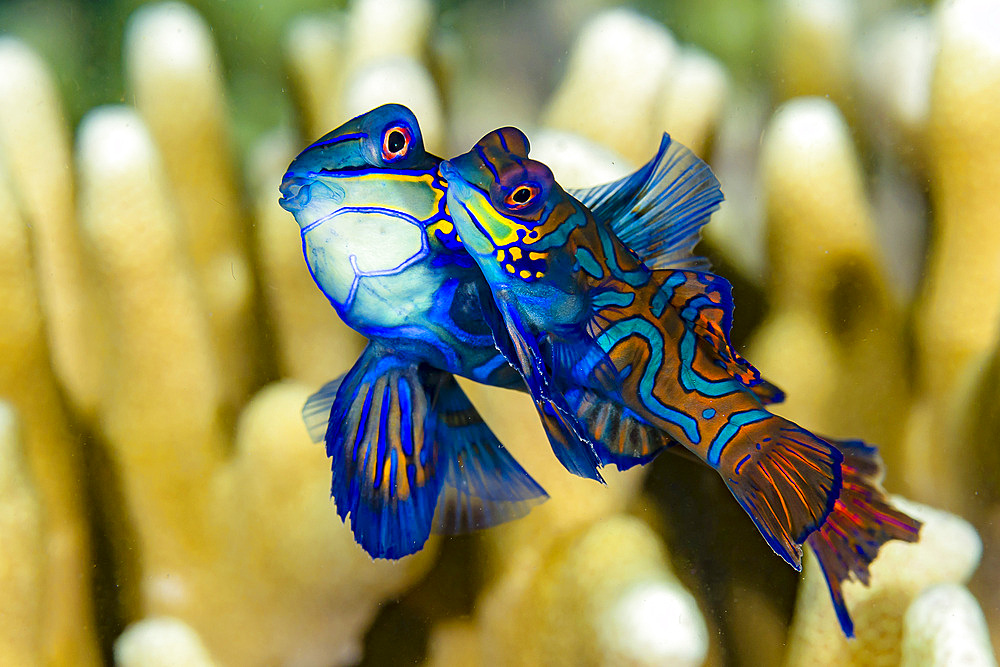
[317, 343, 547, 559]
[570, 133, 722, 271]
[650, 269, 784, 404]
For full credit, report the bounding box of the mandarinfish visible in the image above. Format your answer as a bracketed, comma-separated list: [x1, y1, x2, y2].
[439, 126, 921, 636]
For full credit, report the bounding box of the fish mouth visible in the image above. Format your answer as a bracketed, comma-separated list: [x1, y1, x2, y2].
[278, 173, 312, 214]
[278, 174, 346, 220]
[439, 161, 474, 193]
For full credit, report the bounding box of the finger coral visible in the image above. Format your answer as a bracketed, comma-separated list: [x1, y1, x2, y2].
[125, 2, 257, 411]
[0, 93, 99, 664]
[1, 0, 998, 664]
[0, 402, 45, 666]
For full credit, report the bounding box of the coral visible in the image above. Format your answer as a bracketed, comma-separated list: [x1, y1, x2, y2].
[771, 0, 857, 112]
[476, 515, 708, 667]
[114, 617, 218, 667]
[124, 3, 257, 411]
[911, 0, 1000, 508]
[2, 0, 999, 663]
[0, 38, 104, 418]
[542, 9, 677, 165]
[901, 584, 998, 667]
[0, 77, 99, 664]
[283, 12, 346, 140]
[0, 402, 45, 666]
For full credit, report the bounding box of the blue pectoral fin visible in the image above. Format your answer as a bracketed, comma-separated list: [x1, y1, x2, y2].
[324, 344, 443, 559]
[477, 280, 604, 481]
[303, 377, 345, 443]
[570, 133, 722, 271]
[430, 374, 548, 533]
[323, 343, 548, 558]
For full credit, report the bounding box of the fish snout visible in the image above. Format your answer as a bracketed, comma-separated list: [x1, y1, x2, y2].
[440, 153, 483, 191]
[278, 175, 345, 219]
[278, 174, 312, 214]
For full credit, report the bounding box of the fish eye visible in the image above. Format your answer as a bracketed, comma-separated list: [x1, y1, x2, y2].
[504, 183, 540, 210]
[381, 125, 411, 162]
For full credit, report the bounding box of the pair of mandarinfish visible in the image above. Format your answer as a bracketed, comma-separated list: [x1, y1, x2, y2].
[279, 104, 919, 636]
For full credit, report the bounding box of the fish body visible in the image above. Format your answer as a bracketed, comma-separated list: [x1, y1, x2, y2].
[279, 105, 717, 558]
[441, 127, 921, 635]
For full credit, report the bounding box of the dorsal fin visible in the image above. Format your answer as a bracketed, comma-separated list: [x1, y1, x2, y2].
[570, 133, 722, 271]
[652, 270, 785, 404]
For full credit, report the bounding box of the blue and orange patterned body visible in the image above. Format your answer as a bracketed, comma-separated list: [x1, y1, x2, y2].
[441, 127, 921, 635]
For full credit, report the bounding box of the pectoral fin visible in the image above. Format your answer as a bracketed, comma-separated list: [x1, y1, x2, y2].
[317, 343, 547, 558]
[431, 372, 548, 533]
[477, 280, 605, 481]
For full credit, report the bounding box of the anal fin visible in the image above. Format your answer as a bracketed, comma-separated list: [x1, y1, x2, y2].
[564, 385, 676, 470]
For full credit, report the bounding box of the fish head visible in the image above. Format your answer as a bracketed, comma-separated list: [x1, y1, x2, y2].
[279, 103, 443, 229]
[441, 127, 577, 280]
[279, 104, 448, 314]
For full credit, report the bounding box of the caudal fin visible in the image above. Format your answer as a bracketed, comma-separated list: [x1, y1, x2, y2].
[717, 413, 843, 570]
[805, 439, 921, 637]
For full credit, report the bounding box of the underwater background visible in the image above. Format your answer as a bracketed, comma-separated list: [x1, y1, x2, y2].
[0, 0, 997, 664]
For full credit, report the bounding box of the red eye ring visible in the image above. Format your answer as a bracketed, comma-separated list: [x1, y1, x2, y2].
[381, 125, 412, 162]
[503, 183, 539, 210]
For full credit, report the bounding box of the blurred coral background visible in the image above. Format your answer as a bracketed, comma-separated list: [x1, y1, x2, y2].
[0, 0, 998, 664]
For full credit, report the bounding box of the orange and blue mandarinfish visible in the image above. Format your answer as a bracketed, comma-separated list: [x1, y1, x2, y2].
[439, 127, 921, 636]
[278, 104, 721, 559]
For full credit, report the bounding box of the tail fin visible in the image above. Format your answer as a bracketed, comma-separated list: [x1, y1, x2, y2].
[805, 439, 922, 637]
[313, 343, 547, 559]
[716, 413, 843, 570]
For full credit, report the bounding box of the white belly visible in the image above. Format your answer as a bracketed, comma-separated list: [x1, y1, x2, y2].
[303, 210, 429, 315]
